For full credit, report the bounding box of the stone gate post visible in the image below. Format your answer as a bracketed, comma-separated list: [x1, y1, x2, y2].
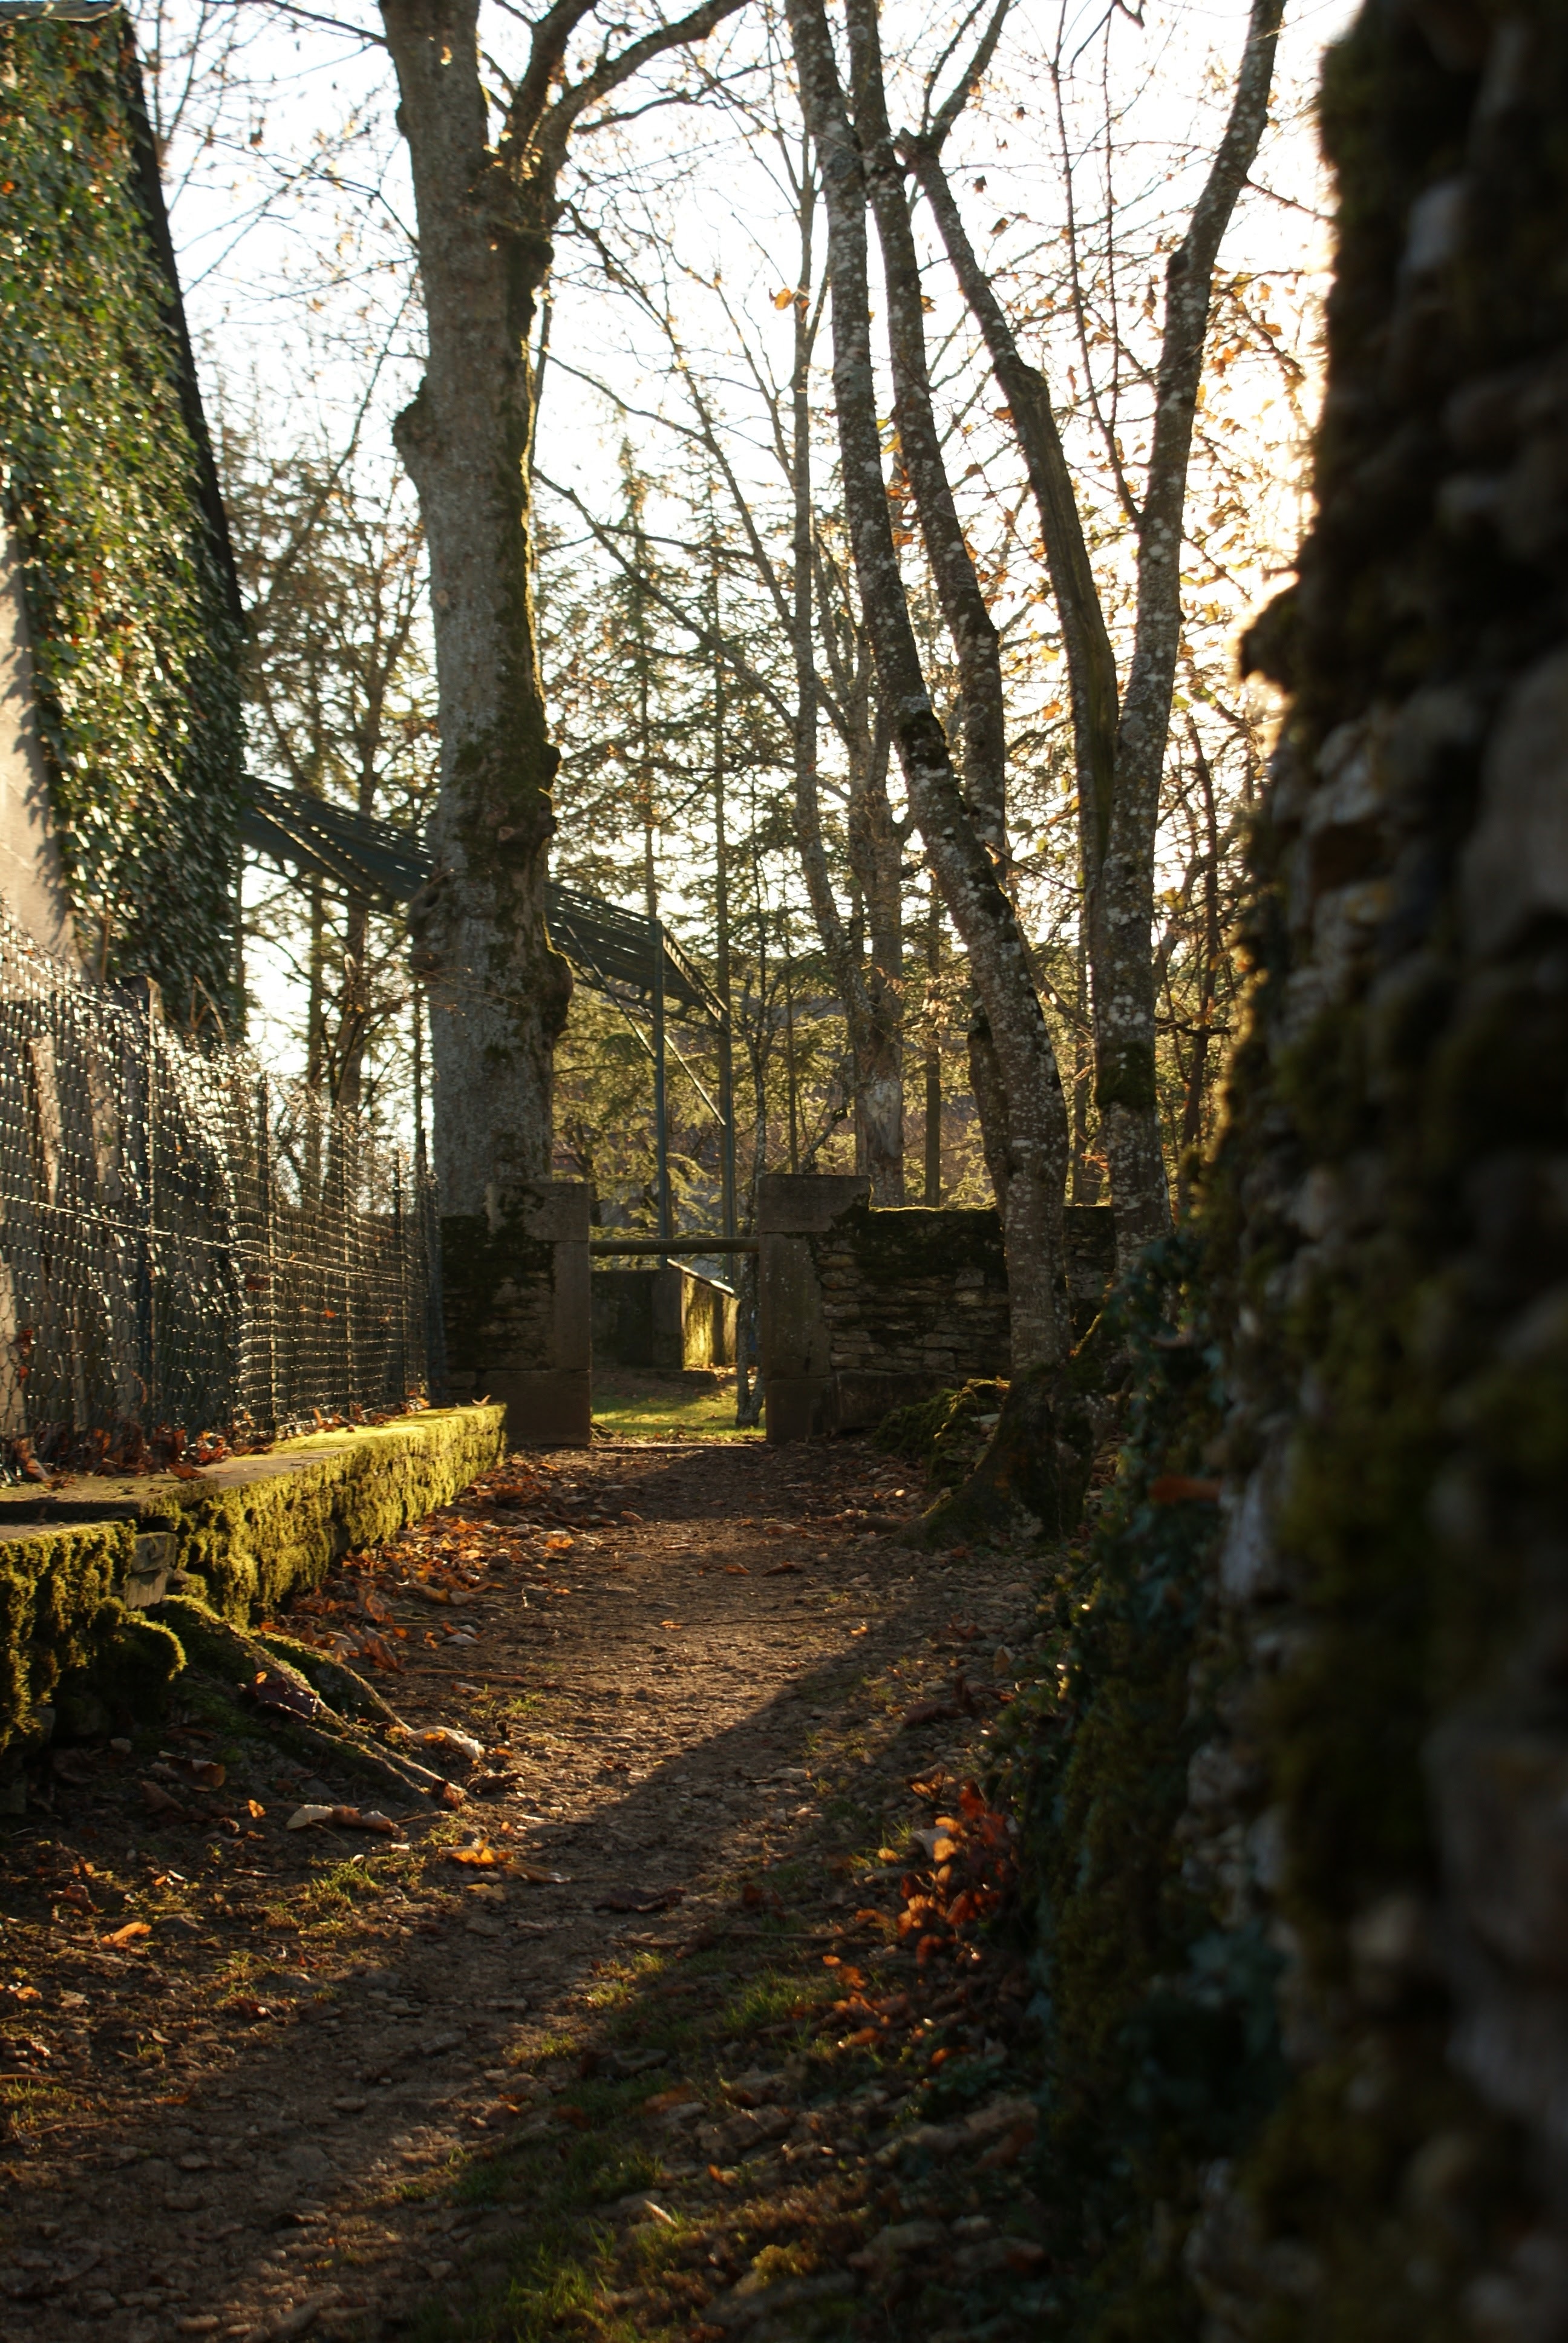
[440, 1179, 591, 1446]
[756, 1170, 869, 1443]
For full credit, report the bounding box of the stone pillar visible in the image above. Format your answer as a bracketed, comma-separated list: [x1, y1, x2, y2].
[650, 1264, 684, 1371]
[757, 1171, 869, 1443]
[440, 1180, 591, 1446]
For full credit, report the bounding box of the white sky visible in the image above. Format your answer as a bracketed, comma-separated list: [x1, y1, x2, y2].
[137, 0, 1359, 1088]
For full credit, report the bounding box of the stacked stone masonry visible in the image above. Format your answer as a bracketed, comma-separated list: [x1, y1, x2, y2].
[757, 1172, 1114, 1440]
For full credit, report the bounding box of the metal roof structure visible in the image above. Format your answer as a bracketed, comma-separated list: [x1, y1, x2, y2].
[242, 781, 737, 1244]
[545, 882, 724, 1029]
[241, 781, 727, 1031]
[241, 781, 431, 911]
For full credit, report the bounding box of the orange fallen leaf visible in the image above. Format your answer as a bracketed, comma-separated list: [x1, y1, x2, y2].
[724, 1564, 750, 1577]
[643, 2086, 700, 2115]
[104, 1921, 152, 1947]
[1148, 1473, 1221, 1504]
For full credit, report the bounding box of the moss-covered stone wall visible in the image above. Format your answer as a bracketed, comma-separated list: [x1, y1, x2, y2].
[0, 1404, 504, 1754]
[1007, 2, 1568, 2329]
[0, 1517, 132, 1751]
[791, 1198, 1115, 1432]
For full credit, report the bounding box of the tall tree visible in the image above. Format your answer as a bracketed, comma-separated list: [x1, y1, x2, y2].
[905, 0, 1285, 1263]
[378, 0, 742, 1216]
[786, 0, 1073, 1369]
[227, 436, 434, 1115]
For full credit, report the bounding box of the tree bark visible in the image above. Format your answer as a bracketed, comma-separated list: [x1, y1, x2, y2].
[786, 0, 1071, 1369]
[379, 0, 740, 1214]
[844, 709, 904, 1199]
[909, 0, 1283, 1268]
[784, 172, 907, 1204]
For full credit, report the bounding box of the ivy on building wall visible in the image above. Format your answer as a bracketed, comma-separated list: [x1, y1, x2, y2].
[0, 18, 243, 1023]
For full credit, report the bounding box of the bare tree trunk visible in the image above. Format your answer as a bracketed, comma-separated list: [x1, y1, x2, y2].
[788, 0, 1071, 1369]
[783, 171, 905, 1204]
[923, 877, 942, 1204]
[379, 0, 740, 1214]
[908, 0, 1284, 1267]
[381, 0, 565, 1209]
[844, 712, 904, 1199]
[1176, 723, 1222, 1214]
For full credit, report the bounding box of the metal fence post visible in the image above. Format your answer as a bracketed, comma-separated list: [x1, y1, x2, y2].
[255, 1078, 278, 1434]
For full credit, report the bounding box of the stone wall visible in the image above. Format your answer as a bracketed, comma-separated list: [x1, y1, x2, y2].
[757, 1172, 1114, 1439]
[1003, 7, 1568, 2333]
[592, 1265, 737, 1372]
[440, 1181, 590, 1446]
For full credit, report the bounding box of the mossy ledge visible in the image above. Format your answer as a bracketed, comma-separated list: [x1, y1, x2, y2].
[0, 1404, 505, 1754]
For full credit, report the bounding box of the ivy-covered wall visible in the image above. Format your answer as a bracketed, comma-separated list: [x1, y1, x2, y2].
[1006, 1, 1568, 2332]
[0, 15, 243, 1021]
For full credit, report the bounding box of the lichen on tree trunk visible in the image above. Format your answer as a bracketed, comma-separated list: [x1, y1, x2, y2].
[380, 0, 742, 1209]
[381, 0, 569, 1211]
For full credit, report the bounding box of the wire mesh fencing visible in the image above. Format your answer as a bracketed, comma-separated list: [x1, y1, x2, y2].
[0, 905, 442, 1475]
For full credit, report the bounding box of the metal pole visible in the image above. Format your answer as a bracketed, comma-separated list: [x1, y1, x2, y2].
[393, 1149, 408, 1410]
[712, 618, 737, 1241]
[718, 1012, 737, 1242]
[256, 1078, 278, 1434]
[652, 918, 673, 1260]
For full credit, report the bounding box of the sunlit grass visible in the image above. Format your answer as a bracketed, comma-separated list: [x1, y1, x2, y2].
[591, 1368, 760, 1441]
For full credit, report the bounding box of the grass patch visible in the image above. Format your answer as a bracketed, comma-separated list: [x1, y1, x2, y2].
[590, 1369, 761, 1441]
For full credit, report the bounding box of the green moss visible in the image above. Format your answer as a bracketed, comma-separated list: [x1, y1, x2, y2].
[253, 1631, 400, 1725]
[158, 1405, 506, 1619]
[992, 1242, 1277, 2340]
[820, 1202, 1005, 1285]
[0, 1407, 501, 1755]
[0, 1519, 131, 1744]
[873, 1378, 1007, 1486]
[80, 1605, 185, 1725]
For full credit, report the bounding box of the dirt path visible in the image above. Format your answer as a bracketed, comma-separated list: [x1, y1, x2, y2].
[0, 1433, 1046, 2342]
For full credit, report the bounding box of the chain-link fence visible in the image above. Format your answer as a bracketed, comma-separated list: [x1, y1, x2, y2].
[0, 905, 442, 1471]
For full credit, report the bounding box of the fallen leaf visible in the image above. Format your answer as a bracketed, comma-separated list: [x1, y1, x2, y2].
[724, 1564, 750, 1577]
[642, 2086, 700, 2115]
[246, 1666, 321, 1722]
[1148, 1473, 1222, 1504]
[765, 1560, 803, 1576]
[103, 1921, 151, 1947]
[901, 1700, 958, 1729]
[419, 1727, 483, 1763]
[246, 1798, 266, 1820]
[511, 1863, 570, 1885]
[286, 1804, 337, 1832]
[139, 1778, 188, 1817]
[448, 1844, 505, 1867]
